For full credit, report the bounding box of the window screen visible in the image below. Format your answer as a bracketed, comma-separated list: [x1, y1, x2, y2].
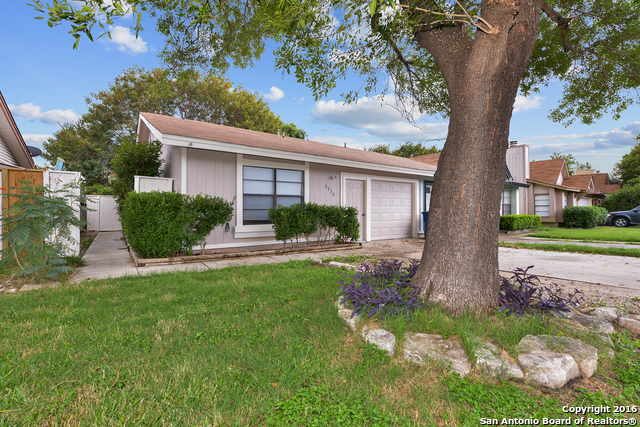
[243, 166, 304, 224]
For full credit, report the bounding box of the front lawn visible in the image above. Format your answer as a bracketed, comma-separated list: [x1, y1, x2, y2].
[527, 226, 640, 243]
[499, 241, 640, 257]
[0, 261, 638, 426]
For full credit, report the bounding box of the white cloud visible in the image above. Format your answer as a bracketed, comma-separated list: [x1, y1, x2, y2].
[264, 86, 285, 101]
[101, 25, 148, 55]
[526, 122, 640, 149]
[311, 96, 448, 141]
[22, 134, 51, 145]
[9, 103, 78, 124]
[513, 95, 544, 113]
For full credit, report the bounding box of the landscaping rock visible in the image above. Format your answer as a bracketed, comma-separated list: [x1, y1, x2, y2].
[589, 307, 622, 323]
[517, 335, 580, 389]
[403, 333, 471, 377]
[337, 308, 361, 332]
[472, 337, 523, 380]
[363, 329, 396, 356]
[565, 312, 615, 335]
[19, 284, 43, 292]
[538, 335, 598, 378]
[328, 261, 357, 271]
[619, 315, 640, 335]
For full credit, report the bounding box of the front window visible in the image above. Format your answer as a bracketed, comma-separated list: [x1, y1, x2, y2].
[564, 194, 568, 207]
[534, 194, 550, 217]
[501, 189, 511, 215]
[243, 166, 303, 224]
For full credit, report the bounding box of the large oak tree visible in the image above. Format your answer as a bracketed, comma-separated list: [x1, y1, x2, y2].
[31, 0, 640, 313]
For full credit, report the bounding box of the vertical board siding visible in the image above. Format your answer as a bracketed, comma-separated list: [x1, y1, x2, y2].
[309, 164, 341, 206]
[186, 148, 238, 246]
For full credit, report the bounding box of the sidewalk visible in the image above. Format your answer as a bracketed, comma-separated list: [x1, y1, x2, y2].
[70, 232, 640, 294]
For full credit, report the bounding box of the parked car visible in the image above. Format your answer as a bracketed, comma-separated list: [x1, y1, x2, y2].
[606, 205, 640, 227]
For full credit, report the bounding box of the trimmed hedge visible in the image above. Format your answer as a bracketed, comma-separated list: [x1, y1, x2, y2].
[120, 191, 234, 258]
[562, 206, 608, 228]
[500, 215, 541, 231]
[268, 203, 359, 247]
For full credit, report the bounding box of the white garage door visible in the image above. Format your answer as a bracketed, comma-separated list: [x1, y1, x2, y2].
[370, 180, 413, 240]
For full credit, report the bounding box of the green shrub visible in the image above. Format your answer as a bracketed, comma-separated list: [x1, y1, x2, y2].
[602, 183, 640, 212]
[120, 191, 234, 258]
[83, 183, 114, 195]
[268, 204, 359, 248]
[111, 137, 163, 202]
[499, 215, 541, 230]
[562, 206, 608, 228]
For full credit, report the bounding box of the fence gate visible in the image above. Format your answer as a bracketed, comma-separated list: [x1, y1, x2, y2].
[86, 195, 122, 231]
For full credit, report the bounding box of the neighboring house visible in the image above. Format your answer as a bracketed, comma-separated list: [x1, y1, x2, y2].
[137, 112, 437, 251]
[412, 150, 530, 216]
[505, 142, 619, 225]
[0, 91, 36, 171]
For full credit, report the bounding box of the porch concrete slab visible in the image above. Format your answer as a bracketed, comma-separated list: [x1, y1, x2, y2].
[138, 262, 210, 275]
[498, 247, 640, 291]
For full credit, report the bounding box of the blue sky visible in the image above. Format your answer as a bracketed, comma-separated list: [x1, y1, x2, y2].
[1, 2, 639, 175]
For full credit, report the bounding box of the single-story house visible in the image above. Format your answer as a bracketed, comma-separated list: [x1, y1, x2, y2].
[137, 112, 437, 251]
[573, 168, 621, 205]
[0, 90, 36, 171]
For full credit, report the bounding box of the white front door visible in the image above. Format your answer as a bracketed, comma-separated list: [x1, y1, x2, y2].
[345, 179, 365, 240]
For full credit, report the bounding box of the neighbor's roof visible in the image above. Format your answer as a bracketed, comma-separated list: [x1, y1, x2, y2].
[412, 152, 441, 166]
[599, 184, 621, 194]
[0, 91, 35, 169]
[140, 112, 437, 173]
[562, 174, 594, 191]
[591, 173, 610, 188]
[529, 158, 566, 185]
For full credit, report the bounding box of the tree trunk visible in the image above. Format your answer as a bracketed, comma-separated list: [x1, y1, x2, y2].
[411, 0, 541, 314]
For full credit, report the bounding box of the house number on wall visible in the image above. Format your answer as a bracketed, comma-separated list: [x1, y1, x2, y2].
[325, 184, 335, 197]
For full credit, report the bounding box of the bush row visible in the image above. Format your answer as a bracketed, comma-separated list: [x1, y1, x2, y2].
[268, 203, 359, 247]
[562, 206, 608, 228]
[120, 191, 234, 258]
[499, 215, 541, 231]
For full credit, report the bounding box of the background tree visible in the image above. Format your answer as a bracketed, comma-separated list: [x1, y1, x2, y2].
[280, 122, 308, 139]
[42, 66, 304, 186]
[612, 139, 640, 187]
[366, 141, 441, 157]
[111, 137, 163, 202]
[602, 183, 640, 212]
[31, 0, 640, 314]
[549, 152, 592, 176]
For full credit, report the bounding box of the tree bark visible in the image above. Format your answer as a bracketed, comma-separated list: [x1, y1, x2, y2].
[412, 0, 541, 314]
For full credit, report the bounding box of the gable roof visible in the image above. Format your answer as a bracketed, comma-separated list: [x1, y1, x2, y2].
[411, 152, 441, 167]
[0, 91, 35, 169]
[562, 174, 595, 191]
[140, 112, 436, 174]
[591, 173, 610, 188]
[529, 158, 567, 185]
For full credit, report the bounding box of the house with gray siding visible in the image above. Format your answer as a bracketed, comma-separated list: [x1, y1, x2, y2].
[137, 112, 437, 251]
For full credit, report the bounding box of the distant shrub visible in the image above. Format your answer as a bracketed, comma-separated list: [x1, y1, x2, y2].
[499, 215, 541, 230]
[562, 206, 608, 228]
[83, 183, 114, 195]
[268, 203, 359, 248]
[121, 191, 234, 258]
[338, 259, 423, 319]
[498, 266, 583, 317]
[602, 183, 640, 212]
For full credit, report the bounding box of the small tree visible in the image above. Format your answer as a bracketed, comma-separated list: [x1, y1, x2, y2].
[111, 137, 163, 202]
[0, 181, 85, 278]
[613, 141, 640, 187]
[190, 194, 235, 254]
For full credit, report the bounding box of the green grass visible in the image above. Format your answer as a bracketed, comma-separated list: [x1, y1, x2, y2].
[526, 226, 640, 243]
[0, 261, 638, 426]
[499, 241, 640, 257]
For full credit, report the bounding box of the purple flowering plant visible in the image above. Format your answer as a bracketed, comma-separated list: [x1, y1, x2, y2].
[338, 258, 423, 319]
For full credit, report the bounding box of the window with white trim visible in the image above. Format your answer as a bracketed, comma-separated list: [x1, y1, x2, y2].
[534, 194, 550, 217]
[243, 166, 304, 224]
[501, 189, 512, 216]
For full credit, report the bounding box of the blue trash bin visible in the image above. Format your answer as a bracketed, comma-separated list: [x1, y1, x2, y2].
[422, 211, 429, 238]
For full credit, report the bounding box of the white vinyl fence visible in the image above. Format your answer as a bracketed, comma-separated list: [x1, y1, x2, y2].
[86, 195, 122, 232]
[134, 176, 173, 193]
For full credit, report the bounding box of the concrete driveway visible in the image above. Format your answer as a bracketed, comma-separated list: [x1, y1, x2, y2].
[70, 232, 640, 295]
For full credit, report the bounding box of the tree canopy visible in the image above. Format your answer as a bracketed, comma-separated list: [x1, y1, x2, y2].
[42, 66, 304, 186]
[613, 139, 640, 187]
[549, 152, 592, 175]
[366, 141, 441, 157]
[31, 0, 640, 314]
